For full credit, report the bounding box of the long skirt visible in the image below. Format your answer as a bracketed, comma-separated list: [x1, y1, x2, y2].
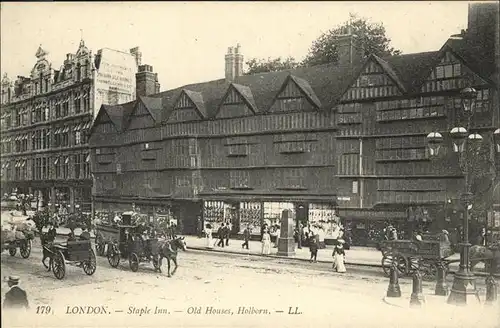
[206, 235, 213, 249]
[332, 253, 346, 273]
[262, 241, 271, 255]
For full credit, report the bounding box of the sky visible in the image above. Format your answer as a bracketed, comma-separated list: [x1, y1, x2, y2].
[1, 1, 472, 91]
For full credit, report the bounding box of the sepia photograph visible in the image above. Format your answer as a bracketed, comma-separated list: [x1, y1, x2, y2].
[1, 1, 499, 327]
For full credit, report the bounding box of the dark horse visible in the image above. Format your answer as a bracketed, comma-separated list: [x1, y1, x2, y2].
[157, 236, 187, 277]
[41, 228, 57, 270]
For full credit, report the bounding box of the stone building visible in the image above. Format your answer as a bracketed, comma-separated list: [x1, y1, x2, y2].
[0, 40, 159, 213]
[89, 3, 499, 244]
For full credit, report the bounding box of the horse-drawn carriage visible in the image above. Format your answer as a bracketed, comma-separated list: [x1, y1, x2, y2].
[380, 232, 454, 280]
[42, 239, 97, 280]
[100, 223, 162, 272]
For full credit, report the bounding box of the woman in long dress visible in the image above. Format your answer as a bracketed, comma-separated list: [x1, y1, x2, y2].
[204, 224, 213, 249]
[331, 225, 346, 273]
[262, 229, 271, 255]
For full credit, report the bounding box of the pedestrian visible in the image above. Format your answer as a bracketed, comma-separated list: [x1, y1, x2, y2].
[3, 276, 29, 310]
[204, 223, 213, 249]
[242, 225, 251, 249]
[261, 228, 271, 255]
[196, 216, 203, 238]
[476, 227, 486, 246]
[225, 221, 231, 246]
[274, 225, 281, 248]
[309, 233, 318, 262]
[297, 223, 303, 249]
[217, 223, 225, 247]
[332, 227, 346, 273]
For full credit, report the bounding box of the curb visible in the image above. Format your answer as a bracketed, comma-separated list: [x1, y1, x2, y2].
[186, 246, 496, 277]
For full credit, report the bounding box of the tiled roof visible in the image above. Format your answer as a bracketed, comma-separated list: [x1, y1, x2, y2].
[231, 83, 259, 113]
[93, 34, 495, 134]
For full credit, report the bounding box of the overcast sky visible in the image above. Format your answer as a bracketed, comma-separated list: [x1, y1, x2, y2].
[1, 1, 471, 91]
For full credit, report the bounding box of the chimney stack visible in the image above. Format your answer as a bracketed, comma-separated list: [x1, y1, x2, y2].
[225, 47, 235, 81]
[234, 43, 244, 78]
[130, 47, 143, 69]
[336, 26, 363, 68]
[136, 64, 160, 97]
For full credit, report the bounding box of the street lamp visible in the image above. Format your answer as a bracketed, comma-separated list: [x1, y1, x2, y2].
[426, 87, 487, 305]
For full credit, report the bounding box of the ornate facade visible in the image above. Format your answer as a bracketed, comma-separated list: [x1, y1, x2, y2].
[0, 40, 152, 213]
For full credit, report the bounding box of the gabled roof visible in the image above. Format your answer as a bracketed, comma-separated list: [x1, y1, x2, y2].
[371, 55, 407, 93]
[183, 89, 208, 118]
[138, 96, 162, 122]
[289, 75, 322, 108]
[230, 83, 259, 113]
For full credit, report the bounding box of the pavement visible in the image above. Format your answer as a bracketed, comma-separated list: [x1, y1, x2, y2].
[40, 227, 493, 276]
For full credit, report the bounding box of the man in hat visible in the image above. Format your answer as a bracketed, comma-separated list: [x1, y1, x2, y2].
[3, 276, 29, 310]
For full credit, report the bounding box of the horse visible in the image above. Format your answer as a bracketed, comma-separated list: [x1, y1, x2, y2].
[40, 230, 56, 271]
[156, 236, 187, 277]
[469, 241, 500, 273]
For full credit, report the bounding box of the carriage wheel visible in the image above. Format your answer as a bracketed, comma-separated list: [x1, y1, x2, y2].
[8, 247, 17, 256]
[381, 255, 407, 276]
[83, 249, 97, 276]
[52, 251, 66, 280]
[421, 263, 437, 281]
[129, 253, 139, 272]
[20, 239, 31, 259]
[107, 248, 120, 268]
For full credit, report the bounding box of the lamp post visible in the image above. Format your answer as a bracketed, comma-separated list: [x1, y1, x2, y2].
[426, 87, 489, 305]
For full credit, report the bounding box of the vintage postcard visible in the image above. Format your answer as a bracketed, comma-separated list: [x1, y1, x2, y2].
[1, 1, 499, 327]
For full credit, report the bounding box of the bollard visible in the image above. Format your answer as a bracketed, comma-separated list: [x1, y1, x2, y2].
[435, 262, 449, 296]
[386, 260, 401, 298]
[485, 275, 498, 304]
[410, 270, 425, 307]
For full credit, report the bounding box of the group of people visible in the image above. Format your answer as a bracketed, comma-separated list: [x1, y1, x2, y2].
[203, 222, 232, 249]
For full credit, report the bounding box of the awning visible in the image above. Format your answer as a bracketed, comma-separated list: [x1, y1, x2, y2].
[15, 135, 21, 141]
[54, 158, 59, 165]
[15, 162, 20, 168]
[21, 161, 25, 167]
[63, 126, 69, 133]
[46, 130, 51, 136]
[23, 134, 28, 140]
[6, 137, 11, 142]
[74, 123, 81, 131]
[65, 157, 69, 164]
[75, 93, 82, 100]
[85, 154, 90, 162]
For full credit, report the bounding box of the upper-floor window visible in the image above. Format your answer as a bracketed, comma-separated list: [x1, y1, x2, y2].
[55, 103, 62, 118]
[376, 96, 446, 122]
[83, 153, 90, 178]
[230, 171, 250, 189]
[337, 103, 363, 124]
[271, 79, 316, 112]
[62, 100, 69, 117]
[74, 93, 81, 114]
[375, 136, 427, 162]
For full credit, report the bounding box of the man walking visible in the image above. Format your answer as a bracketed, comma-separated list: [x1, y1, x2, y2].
[225, 221, 231, 246]
[297, 223, 303, 249]
[242, 225, 251, 249]
[217, 223, 225, 248]
[3, 276, 29, 310]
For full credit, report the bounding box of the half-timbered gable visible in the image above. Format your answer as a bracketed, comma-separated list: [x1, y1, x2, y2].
[216, 83, 257, 118]
[168, 89, 206, 123]
[91, 106, 118, 135]
[127, 97, 157, 130]
[340, 58, 403, 103]
[270, 75, 321, 113]
[420, 48, 489, 94]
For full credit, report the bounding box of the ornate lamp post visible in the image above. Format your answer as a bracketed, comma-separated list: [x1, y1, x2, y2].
[426, 87, 485, 305]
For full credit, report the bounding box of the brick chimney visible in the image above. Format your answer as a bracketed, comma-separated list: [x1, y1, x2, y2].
[234, 43, 244, 78]
[225, 47, 235, 81]
[336, 26, 364, 68]
[136, 64, 160, 97]
[129, 47, 142, 69]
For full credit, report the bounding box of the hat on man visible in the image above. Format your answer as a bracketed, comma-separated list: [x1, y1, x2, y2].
[5, 276, 20, 284]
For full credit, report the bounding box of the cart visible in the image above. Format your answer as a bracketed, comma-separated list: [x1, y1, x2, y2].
[43, 240, 97, 280]
[380, 235, 454, 281]
[97, 223, 161, 272]
[1, 230, 33, 259]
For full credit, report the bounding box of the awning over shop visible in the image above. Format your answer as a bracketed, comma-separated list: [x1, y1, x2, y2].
[198, 190, 337, 204]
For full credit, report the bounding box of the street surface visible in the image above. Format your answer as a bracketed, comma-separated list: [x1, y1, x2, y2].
[1, 239, 499, 328]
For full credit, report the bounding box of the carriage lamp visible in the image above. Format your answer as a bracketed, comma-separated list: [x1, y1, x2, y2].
[426, 132, 443, 157]
[460, 87, 478, 113]
[494, 128, 500, 153]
